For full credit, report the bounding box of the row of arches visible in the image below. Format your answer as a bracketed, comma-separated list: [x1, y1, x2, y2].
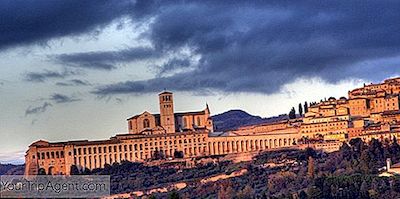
[74, 146, 208, 170]
[208, 137, 296, 155]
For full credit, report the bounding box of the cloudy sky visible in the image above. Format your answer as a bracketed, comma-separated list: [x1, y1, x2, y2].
[1, 0, 399, 164]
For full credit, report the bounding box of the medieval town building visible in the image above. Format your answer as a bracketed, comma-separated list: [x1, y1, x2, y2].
[24, 77, 400, 176]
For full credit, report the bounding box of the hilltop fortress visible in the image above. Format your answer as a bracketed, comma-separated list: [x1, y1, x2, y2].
[25, 77, 400, 175]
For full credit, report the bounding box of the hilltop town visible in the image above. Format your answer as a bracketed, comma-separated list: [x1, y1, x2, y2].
[25, 77, 400, 176]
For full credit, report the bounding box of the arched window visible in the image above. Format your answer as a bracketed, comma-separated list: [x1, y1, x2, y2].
[143, 119, 150, 128]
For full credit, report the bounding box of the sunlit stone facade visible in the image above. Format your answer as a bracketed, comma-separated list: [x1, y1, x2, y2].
[25, 92, 300, 176]
[24, 77, 400, 176]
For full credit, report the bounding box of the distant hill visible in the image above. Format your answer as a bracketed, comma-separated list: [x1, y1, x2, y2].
[0, 163, 24, 175]
[212, 110, 288, 132]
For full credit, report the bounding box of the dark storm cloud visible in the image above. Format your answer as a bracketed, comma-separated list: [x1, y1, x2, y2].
[52, 47, 160, 70]
[49, 93, 81, 104]
[0, 0, 134, 50]
[25, 94, 80, 116]
[94, 0, 400, 95]
[157, 58, 192, 74]
[4, 0, 399, 94]
[56, 79, 91, 87]
[25, 102, 52, 116]
[24, 70, 78, 82]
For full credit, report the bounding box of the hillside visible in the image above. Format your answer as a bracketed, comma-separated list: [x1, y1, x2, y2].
[212, 110, 288, 132]
[0, 163, 24, 175]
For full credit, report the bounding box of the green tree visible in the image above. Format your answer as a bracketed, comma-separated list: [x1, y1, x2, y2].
[340, 142, 352, 157]
[237, 185, 254, 199]
[70, 165, 80, 175]
[168, 191, 180, 199]
[299, 190, 308, 199]
[218, 184, 235, 199]
[360, 180, 370, 199]
[304, 101, 308, 113]
[298, 103, 303, 116]
[289, 107, 296, 119]
[390, 136, 400, 162]
[307, 186, 322, 199]
[174, 150, 184, 158]
[149, 195, 157, 199]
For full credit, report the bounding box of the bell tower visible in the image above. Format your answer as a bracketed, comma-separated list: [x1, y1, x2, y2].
[159, 91, 175, 133]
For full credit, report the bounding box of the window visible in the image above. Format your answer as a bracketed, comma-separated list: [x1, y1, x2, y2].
[143, 119, 150, 128]
[128, 121, 132, 130]
[183, 118, 188, 128]
[197, 117, 201, 126]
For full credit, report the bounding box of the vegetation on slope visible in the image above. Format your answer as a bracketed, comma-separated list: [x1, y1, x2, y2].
[212, 109, 288, 131]
[75, 137, 400, 198]
[0, 163, 24, 175]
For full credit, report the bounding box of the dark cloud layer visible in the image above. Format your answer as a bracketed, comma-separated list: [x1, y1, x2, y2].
[49, 93, 81, 104]
[25, 93, 80, 117]
[157, 58, 192, 74]
[4, 1, 400, 95]
[53, 47, 160, 70]
[24, 70, 77, 82]
[25, 102, 52, 116]
[56, 79, 91, 87]
[92, 0, 400, 95]
[0, 0, 134, 50]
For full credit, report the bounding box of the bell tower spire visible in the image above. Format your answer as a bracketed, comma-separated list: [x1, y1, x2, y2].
[159, 91, 175, 133]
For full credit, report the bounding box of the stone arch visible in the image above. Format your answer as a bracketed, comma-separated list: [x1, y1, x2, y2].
[235, 141, 239, 152]
[38, 168, 46, 175]
[48, 166, 55, 175]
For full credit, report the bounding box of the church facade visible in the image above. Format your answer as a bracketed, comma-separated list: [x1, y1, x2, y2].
[127, 91, 214, 135]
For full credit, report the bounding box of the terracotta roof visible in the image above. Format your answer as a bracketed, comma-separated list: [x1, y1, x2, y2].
[175, 110, 205, 116]
[127, 110, 207, 120]
[159, 91, 173, 95]
[127, 112, 157, 120]
[383, 110, 400, 115]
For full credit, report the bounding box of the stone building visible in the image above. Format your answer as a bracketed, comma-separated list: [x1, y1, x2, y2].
[24, 77, 400, 176]
[127, 91, 214, 134]
[25, 91, 299, 176]
[301, 97, 351, 140]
